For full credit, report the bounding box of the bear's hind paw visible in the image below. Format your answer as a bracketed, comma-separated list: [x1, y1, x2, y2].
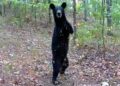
[52, 80, 61, 85]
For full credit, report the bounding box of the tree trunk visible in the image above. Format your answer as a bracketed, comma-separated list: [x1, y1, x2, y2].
[35, 4, 37, 30]
[25, 1, 27, 18]
[83, 0, 88, 21]
[73, 0, 77, 43]
[48, 0, 51, 23]
[2, 2, 5, 16]
[101, 0, 106, 58]
[106, 0, 112, 27]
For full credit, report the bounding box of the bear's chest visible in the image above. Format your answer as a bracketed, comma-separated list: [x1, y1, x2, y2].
[53, 27, 69, 42]
[59, 28, 69, 38]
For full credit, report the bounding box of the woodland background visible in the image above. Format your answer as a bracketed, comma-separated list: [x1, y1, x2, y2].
[0, 0, 120, 86]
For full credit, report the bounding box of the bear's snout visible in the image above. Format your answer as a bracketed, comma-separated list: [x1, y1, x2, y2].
[56, 10, 62, 18]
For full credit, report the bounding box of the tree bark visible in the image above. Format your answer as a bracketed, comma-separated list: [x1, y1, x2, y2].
[106, 0, 112, 27]
[83, 0, 88, 21]
[2, 1, 5, 16]
[48, 0, 51, 23]
[102, 0, 106, 58]
[73, 0, 77, 43]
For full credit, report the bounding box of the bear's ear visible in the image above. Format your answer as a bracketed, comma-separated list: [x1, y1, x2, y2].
[50, 3, 55, 9]
[61, 2, 67, 9]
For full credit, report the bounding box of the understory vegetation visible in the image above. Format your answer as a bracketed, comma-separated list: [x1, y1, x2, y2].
[0, 0, 120, 86]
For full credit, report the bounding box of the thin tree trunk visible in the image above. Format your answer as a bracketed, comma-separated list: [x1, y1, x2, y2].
[73, 0, 77, 44]
[48, 0, 51, 23]
[102, 0, 106, 58]
[83, 0, 88, 21]
[19, 3, 22, 28]
[106, 0, 112, 27]
[35, 5, 37, 30]
[25, 1, 27, 18]
[2, 1, 5, 17]
[34, 1, 38, 30]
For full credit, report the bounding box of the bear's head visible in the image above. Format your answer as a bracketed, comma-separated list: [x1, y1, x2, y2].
[50, 2, 67, 20]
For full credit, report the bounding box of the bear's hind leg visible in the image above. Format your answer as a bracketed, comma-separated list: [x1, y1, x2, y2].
[52, 59, 61, 85]
[60, 57, 69, 80]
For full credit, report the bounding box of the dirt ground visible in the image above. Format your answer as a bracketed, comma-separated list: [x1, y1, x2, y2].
[0, 23, 120, 86]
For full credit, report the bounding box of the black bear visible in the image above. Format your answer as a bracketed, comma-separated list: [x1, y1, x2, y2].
[50, 2, 73, 85]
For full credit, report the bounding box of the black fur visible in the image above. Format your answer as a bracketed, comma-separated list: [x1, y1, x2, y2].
[50, 2, 73, 85]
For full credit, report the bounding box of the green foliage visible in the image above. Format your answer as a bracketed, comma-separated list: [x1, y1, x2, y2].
[76, 27, 93, 46]
[76, 23, 93, 46]
[0, 0, 119, 48]
[76, 22, 106, 47]
[112, 4, 120, 25]
[76, 3, 83, 13]
[0, 0, 50, 26]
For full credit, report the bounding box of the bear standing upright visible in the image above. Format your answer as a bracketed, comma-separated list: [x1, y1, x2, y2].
[50, 2, 73, 85]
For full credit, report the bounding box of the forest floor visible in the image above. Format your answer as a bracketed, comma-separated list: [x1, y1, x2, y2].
[0, 22, 120, 86]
